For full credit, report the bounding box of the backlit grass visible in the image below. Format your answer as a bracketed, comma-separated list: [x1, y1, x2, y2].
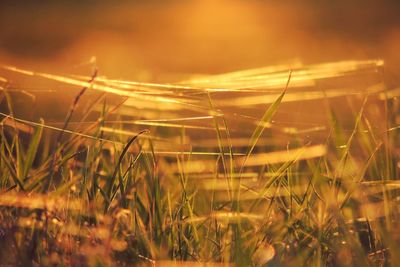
[0, 60, 398, 266]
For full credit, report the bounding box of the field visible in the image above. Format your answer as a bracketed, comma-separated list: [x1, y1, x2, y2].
[0, 59, 399, 267]
[1, 1, 400, 266]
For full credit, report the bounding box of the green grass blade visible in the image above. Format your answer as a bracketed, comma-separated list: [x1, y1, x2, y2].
[22, 118, 44, 180]
[104, 129, 148, 212]
[239, 71, 291, 174]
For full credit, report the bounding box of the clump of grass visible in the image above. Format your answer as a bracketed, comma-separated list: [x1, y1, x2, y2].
[0, 60, 399, 266]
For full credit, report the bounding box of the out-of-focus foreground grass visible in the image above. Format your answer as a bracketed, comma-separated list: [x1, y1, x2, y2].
[0, 59, 399, 266]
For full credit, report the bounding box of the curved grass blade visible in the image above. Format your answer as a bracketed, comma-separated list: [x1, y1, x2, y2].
[235, 71, 291, 211]
[104, 129, 148, 212]
[239, 70, 291, 175]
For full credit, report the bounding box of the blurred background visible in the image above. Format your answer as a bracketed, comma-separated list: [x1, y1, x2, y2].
[0, 0, 398, 177]
[0, 0, 400, 82]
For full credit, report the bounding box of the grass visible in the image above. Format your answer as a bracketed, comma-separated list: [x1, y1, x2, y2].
[0, 59, 399, 266]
